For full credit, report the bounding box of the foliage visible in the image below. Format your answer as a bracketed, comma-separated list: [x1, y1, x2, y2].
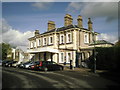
[95, 47, 120, 71]
[114, 40, 120, 47]
[0, 43, 12, 60]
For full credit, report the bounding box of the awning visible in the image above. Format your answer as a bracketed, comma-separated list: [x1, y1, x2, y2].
[27, 47, 59, 54]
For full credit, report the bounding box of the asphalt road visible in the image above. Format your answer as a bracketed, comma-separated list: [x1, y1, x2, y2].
[2, 67, 120, 89]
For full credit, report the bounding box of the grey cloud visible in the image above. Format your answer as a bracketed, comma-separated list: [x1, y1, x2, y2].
[66, 2, 118, 22]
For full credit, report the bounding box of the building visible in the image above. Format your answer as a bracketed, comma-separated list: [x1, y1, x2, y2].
[27, 14, 99, 67]
[90, 40, 114, 47]
[12, 46, 29, 63]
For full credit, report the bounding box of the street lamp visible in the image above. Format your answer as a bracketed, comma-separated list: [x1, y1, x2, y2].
[92, 30, 96, 73]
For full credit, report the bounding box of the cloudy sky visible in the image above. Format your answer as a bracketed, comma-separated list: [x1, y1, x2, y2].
[1, 0, 119, 46]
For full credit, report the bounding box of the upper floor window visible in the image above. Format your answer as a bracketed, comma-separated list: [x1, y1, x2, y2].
[39, 39, 41, 46]
[30, 42, 34, 48]
[43, 37, 47, 46]
[84, 33, 89, 43]
[66, 33, 72, 43]
[34, 41, 36, 47]
[60, 34, 64, 44]
[49, 36, 53, 45]
[37, 39, 41, 46]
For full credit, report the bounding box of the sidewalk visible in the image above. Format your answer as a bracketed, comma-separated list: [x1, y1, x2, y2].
[64, 66, 120, 83]
[64, 66, 107, 74]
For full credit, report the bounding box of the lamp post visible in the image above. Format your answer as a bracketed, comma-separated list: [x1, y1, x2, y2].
[92, 30, 96, 73]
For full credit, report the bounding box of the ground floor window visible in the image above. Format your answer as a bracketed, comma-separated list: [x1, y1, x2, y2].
[66, 52, 72, 63]
[59, 52, 64, 63]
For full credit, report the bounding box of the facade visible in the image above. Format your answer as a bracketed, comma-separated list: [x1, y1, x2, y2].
[12, 46, 29, 63]
[28, 14, 99, 67]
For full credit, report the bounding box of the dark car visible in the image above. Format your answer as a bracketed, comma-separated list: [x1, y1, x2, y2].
[5, 61, 18, 67]
[2, 60, 12, 67]
[30, 61, 64, 71]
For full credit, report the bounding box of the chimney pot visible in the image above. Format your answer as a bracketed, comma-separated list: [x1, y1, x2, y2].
[88, 18, 93, 30]
[64, 14, 73, 26]
[77, 15, 83, 28]
[48, 21, 55, 31]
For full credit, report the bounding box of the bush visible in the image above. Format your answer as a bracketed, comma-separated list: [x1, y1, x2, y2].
[95, 47, 120, 71]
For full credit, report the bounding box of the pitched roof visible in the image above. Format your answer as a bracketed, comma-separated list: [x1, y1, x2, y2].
[16, 46, 28, 52]
[40, 25, 88, 35]
[90, 40, 114, 45]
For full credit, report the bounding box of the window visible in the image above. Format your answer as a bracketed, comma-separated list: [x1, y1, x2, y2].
[87, 52, 91, 59]
[43, 37, 47, 46]
[60, 34, 64, 44]
[39, 39, 41, 46]
[37, 39, 41, 46]
[34, 41, 36, 47]
[66, 33, 72, 43]
[68, 34, 71, 42]
[31, 42, 34, 48]
[59, 52, 64, 63]
[49, 36, 53, 45]
[84, 33, 89, 43]
[66, 52, 72, 63]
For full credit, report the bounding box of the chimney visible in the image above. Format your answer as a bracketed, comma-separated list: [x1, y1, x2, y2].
[64, 14, 73, 26]
[48, 21, 55, 31]
[88, 18, 93, 31]
[77, 15, 83, 28]
[35, 30, 39, 36]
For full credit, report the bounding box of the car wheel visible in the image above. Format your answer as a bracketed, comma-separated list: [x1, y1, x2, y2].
[44, 67, 48, 72]
[8, 64, 11, 67]
[59, 67, 63, 71]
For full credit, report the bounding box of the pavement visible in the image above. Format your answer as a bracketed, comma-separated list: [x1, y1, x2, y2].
[64, 66, 106, 73]
[64, 66, 120, 84]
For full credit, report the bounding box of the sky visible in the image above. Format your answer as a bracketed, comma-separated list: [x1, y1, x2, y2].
[1, 0, 119, 46]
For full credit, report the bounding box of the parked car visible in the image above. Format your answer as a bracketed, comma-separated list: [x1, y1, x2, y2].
[2, 60, 12, 67]
[19, 61, 33, 69]
[5, 61, 18, 67]
[24, 61, 35, 69]
[12, 62, 21, 67]
[29, 61, 64, 71]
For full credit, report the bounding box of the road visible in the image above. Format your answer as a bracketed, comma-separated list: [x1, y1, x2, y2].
[1, 67, 120, 89]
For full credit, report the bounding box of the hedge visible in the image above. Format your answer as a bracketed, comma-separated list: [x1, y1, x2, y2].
[95, 47, 120, 70]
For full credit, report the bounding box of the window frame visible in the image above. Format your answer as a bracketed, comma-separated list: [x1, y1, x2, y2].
[43, 37, 47, 46]
[84, 33, 89, 44]
[66, 52, 72, 63]
[37, 39, 41, 46]
[66, 33, 72, 43]
[60, 34, 64, 44]
[59, 52, 64, 63]
[49, 36, 53, 45]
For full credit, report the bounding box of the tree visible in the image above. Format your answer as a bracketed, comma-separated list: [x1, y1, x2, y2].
[114, 40, 120, 47]
[1, 43, 12, 60]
